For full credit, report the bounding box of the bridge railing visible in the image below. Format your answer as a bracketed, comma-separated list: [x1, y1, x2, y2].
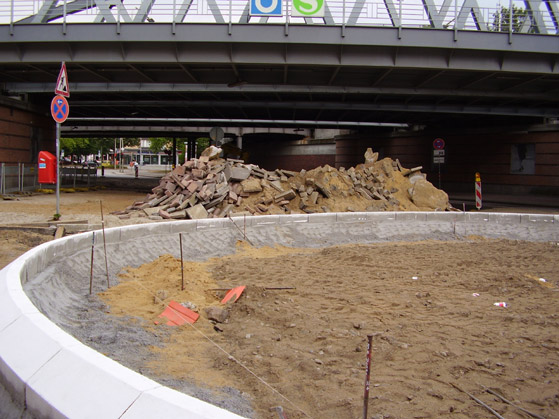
[0, 0, 557, 34]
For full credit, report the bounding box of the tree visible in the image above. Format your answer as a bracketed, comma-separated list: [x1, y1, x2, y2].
[490, 5, 529, 32]
[60, 137, 96, 161]
[196, 137, 210, 157]
[149, 137, 171, 154]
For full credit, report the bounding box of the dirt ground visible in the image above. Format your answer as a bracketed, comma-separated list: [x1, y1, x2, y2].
[2, 190, 559, 419]
[99, 239, 559, 419]
[0, 190, 146, 269]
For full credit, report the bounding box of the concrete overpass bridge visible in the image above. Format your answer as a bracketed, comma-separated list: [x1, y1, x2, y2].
[0, 0, 558, 194]
[0, 0, 558, 133]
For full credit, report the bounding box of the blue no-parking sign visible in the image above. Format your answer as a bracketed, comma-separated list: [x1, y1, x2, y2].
[250, 0, 282, 16]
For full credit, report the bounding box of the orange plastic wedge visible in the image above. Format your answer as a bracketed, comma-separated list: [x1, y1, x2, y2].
[157, 300, 199, 326]
[221, 286, 246, 304]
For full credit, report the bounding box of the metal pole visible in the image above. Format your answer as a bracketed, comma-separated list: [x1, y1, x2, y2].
[285, 0, 290, 35]
[179, 233, 185, 291]
[398, 0, 402, 39]
[508, 0, 513, 44]
[454, 0, 458, 41]
[363, 334, 373, 419]
[21, 163, 25, 192]
[228, 0, 232, 35]
[10, 0, 14, 35]
[56, 122, 61, 216]
[17, 162, 21, 191]
[63, 0, 67, 34]
[342, 0, 346, 37]
[173, 0, 176, 34]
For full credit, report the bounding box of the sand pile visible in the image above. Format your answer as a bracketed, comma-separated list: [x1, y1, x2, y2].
[115, 147, 452, 220]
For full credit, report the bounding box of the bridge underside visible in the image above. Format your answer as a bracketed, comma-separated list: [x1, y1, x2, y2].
[1, 24, 558, 135]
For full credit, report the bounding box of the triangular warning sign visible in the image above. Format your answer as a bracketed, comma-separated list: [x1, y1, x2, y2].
[55, 62, 70, 98]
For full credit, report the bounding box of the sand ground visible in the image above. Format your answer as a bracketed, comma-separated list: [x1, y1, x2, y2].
[99, 239, 559, 419]
[0, 190, 146, 269]
[1, 190, 559, 419]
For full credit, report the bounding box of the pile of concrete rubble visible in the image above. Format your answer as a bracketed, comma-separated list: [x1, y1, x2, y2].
[117, 147, 452, 220]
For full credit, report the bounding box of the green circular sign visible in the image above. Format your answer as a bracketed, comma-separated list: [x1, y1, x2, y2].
[293, 0, 324, 16]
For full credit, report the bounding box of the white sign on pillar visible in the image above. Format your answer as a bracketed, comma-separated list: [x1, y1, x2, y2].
[250, 0, 282, 16]
[291, 0, 325, 17]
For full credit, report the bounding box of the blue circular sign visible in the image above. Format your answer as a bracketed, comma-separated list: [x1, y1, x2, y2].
[433, 138, 445, 150]
[51, 95, 69, 123]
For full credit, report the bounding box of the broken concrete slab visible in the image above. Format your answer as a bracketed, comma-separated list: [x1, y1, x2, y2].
[186, 203, 209, 220]
[241, 178, 262, 193]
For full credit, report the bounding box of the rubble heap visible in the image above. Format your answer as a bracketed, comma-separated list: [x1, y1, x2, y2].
[117, 147, 452, 220]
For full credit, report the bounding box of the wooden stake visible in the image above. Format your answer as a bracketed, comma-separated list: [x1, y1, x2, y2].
[100, 200, 110, 288]
[227, 214, 253, 246]
[89, 231, 95, 295]
[363, 334, 373, 419]
[179, 233, 184, 291]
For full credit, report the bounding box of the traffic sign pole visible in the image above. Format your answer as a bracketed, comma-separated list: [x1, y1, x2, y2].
[52, 62, 70, 219]
[432, 138, 445, 190]
[55, 122, 61, 216]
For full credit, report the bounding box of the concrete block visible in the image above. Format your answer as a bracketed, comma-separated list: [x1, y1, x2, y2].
[119, 222, 173, 242]
[226, 166, 251, 182]
[274, 189, 296, 202]
[521, 214, 555, 224]
[196, 218, 229, 230]
[123, 386, 245, 419]
[0, 268, 41, 327]
[487, 213, 522, 224]
[465, 212, 490, 223]
[394, 212, 428, 221]
[308, 213, 337, 224]
[253, 215, 280, 225]
[336, 212, 369, 222]
[366, 212, 396, 222]
[97, 227, 121, 246]
[170, 210, 187, 219]
[171, 220, 198, 234]
[187, 203, 209, 220]
[0, 274, 23, 333]
[424, 212, 465, 223]
[26, 344, 159, 419]
[279, 214, 309, 224]
[0, 312, 79, 402]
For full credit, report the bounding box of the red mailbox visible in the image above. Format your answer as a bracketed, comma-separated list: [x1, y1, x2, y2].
[38, 151, 57, 184]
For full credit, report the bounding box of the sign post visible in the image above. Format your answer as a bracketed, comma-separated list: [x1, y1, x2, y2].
[475, 172, 482, 210]
[51, 62, 70, 218]
[432, 138, 445, 189]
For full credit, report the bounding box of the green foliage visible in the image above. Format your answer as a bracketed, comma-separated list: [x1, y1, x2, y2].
[149, 137, 171, 154]
[60, 137, 96, 160]
[490, 5, 529, 32]
[61, 137, 141, 160]
[196, 137, 210, 157]
[178, 141, 187, 165]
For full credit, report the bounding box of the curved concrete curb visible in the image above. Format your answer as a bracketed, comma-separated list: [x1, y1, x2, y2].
[1, 212, 557, 418]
